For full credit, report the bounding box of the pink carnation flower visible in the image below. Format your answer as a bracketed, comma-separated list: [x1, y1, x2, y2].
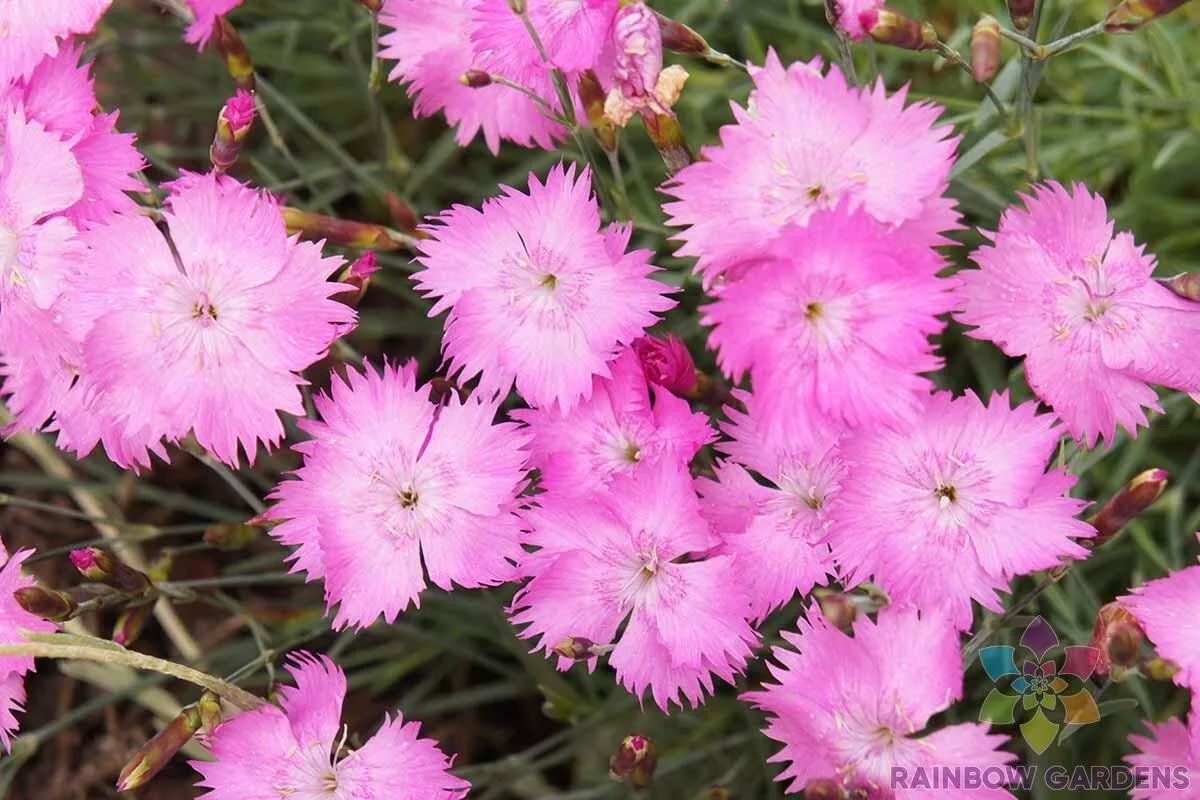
[0, 0, 113, 83]
[513, 347, 711, 498]
[697, 392, 841, 621]
[512, 462, 757, 711]
[471, 0, 620, 75]
[663, 52, 959, 283]
[378, 0, 566, 153]
[595, 1, 689, 127]
[632, 333, 696, 395]
[704, 209, 954, 428]
[1122, 563, 1200, 692]
[1127, 708, 1200, 800]
[59, 172, 353, 468]
[192, 653, 469, 799]
[0, 539, 57, 749]
[958, 182, 1200, 448]
[828, 391, 1094, 630]
[268, 361, 530, 629]
[184, 0, 244, 48]
[414, 165, 674, 410]
[745, 606, 1016, 797]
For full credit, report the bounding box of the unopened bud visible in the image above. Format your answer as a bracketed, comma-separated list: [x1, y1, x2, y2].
[804, 779, 845, 800]
[210, 89, 256, 172]
[552, 636, 614, 661]
[197, 690, 223, 737]
[860, 7, 939, 51]
[609, 734, 656, 789]
[283, 208, 412, 251]
[113, 603, 153, 648]
[579, 71, 619, 153]
[70, 547, 152, 595]
[333, 251, 381, 308]
[1007, 0, 1037, 31]
[460, 69, 493, 88]
[1090, 468, 1169, 548]
[214, 17, 255, 92]
[654, 11, 708, 55]
[643, 113, 693, 175]
[971, 17, 1002, 83]
[13, 586, 78, 622]
[1105, 0, 1193, 32]
[385, 193, 420, 233]
[814, 589, 858, 631]
[203, 521, 263, 551]
[1160, 272, 1200, 302]
[633, 334, 696, 395]
[356, 0, 382, 12]
[1145, 656, 1182, 681]
[1090, 602, 1145, 675]
[116, 705, 202, 791]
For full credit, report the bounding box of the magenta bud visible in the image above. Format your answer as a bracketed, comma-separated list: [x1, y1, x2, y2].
[71, 547, 151, 595]
[117, 705, 202, 791]
[609, 734, 656, 789]
[113, 603, 154, 648]
[459, 69, 493, 88]
[13, 586, 78, 622]
[632, 334, 697, 395]
[861, 7, 939, 50]
[1105, 0, 1193, 32]
[210, 89, 256, 172]
[1090, 468, 1169, 547]
[971, 17, 1002, 83]
[1007, 0, 1037, 30]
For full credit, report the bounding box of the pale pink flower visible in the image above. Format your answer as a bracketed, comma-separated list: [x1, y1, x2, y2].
[471, 0, 620, 75]
[595, 1, 689, 127]
[958, 182, 1200, 448]
[632, 333, 696, 395]
[0, 538, 57, 750]
[378, 0, 566, 153]
[60, 172, 353, 468]
[185, 0, 243, 47]
[697, 391, 841, 620]
[828, 391, 1094, 630]
[1123, 563, 1200, 692]
[1127, 706, 1200, 799]
[0, 0, 113, 82]
[268, 362, 530, 629]
[513, 347, 711, 498]
[512, 461, 757, 711]
[414, 165, 674, 410]
[831, 0, 884, 40]
[192, 653, 469, 799]
[703, 209, 954, 428]
[745, 606, 1016, 798]
[663, 52, 959, 283]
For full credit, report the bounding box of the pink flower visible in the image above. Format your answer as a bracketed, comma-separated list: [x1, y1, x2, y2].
[184, 0, 243, 48]
[663, 52, 959, 283]
[828, 391, 1094, 630]
[596, 1, 689, 126]
[631, 333, 696, 395]
[192, 653, 469, 799]
[0, 0, 113, 82]
[512, 461, 757, 711]
[831, 0, 884, 40]
[1127, 707, 1200, 799]
[697, 392, 841, 621]
[471, 0, 620, 75]
[414, 165, 674, 410]
[268, 361, 530, 629]
[0, 539, 57, 750]
[744, 606, 1016, 798]
[378, 0, 566, 154]
[703, 209, 954, 428]
[58, 172, 353, 469]
[513, 347, 711, 498]
[957, 182, 1200, 448]
[1122, 563, 1200, 692]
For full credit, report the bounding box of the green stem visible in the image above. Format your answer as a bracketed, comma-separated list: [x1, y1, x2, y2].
[962, 575, 1056, 662]
[1040, 20, 1108, 58]
[935, 42, 1015, 128]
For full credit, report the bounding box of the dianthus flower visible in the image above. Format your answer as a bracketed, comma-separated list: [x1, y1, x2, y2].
[58, 172, 353, 468]
[745, 606, 1016, 798]
[378, 0, 566, 153]
[0, 0, 113, 82]
[631, 333, 696, 395]
[268, 362, 530, 629]
[513, 347, 711, 498]
[957, 182, 1200, 447]
[414, 165, 673, 410]
[697, 392, 841, 621]
[184, 0, 244, 47]
[595, 1, 689, 127]
[663, 52, 959, 282]
[471, 0, 620, 75]
[192, 653, 469, 799]
[1122, 562, 1200, 692]
[0, 538, 57, 749]
[1127, 705, 1200, 800]
[828, 391, 1094, 630]
[703, 209, 954, 427]
[512, 462, 757, 711]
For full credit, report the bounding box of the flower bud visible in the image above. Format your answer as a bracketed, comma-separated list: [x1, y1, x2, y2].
[633, 334, 696, 395]
[552, 636, 614, 661]
[1090, 602, 1145, 675]
[804, 779, 845, 800]
[1090, 468, 1168, 548]
[13, 586, 78, 622]
[643, 113, 693, 175]
[203, 520, 262, 550]
[214, 17, 255, 92]
[334, 251, 381, 308]
[1007, 0, 1037, 31]
[1160, 272, 1200, 302]
[814, 588, 858, 631]
[971, 17, 1002, 83]
[70, 547, 152, 595]
[1145, 656, 1181, 681]
[210, 89, 256, 172]
[197, 690, 223, 738]
[654, 11, 709, 55]
[578, 71, 619, 153]
[460, 69, 493, 88]
[385, 193, 420, 234]
[116, 705, 202, 791]
[356, 0, 382, 12]
[860, 7, 938, 51]
[282, 208, 412, 251]
[609, 734, 656, 789]
[113, 602, 154, 648]
[1105, 0, 1192, 32]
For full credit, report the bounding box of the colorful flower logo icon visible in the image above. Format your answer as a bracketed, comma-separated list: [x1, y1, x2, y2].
[978, 616, 1101, 753]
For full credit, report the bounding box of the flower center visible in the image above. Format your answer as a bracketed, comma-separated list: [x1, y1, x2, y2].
[398, 486, 419, 509]
[192, 292, 219, 324]
[539, 273, 558, 290]
[804, 301, 824, 322]
[1082, 298, 1110, 322]
[622, 442, 642, 463]
[934, 484, 957, 507]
